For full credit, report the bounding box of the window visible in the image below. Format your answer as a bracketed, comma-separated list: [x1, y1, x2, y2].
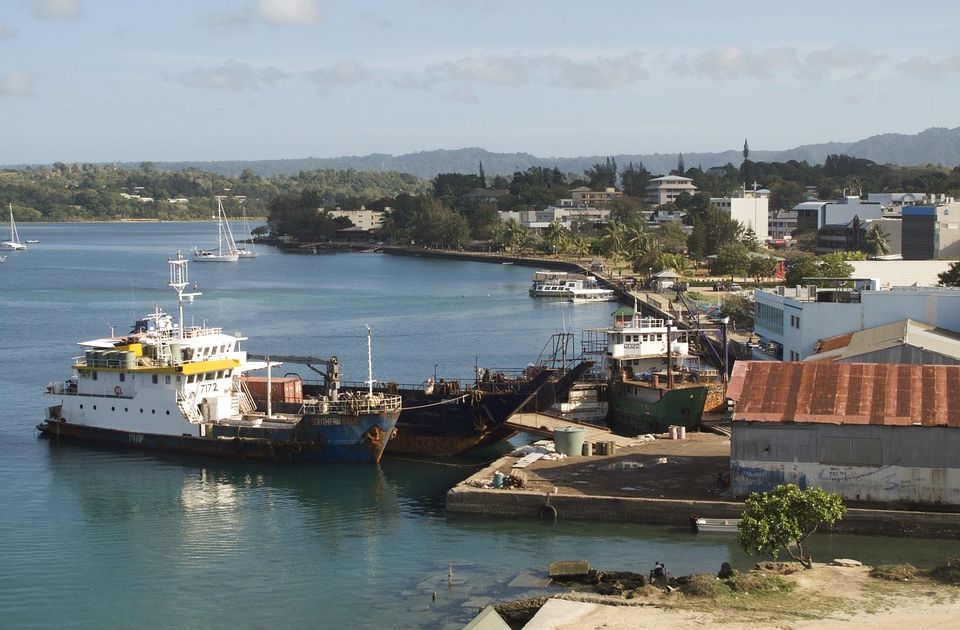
[119, 373, 126, 382]
[165, 375, 171, 384]
[92, 372, 98, 381]
[152, 374, 158, 384]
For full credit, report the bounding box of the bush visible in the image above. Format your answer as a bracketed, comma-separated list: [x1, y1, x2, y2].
[681, 574, 731, 597]
[928, 558, 960, 585]
[870, 564, 920, 582]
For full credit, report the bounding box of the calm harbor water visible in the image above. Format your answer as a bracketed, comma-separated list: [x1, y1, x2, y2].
[2, 222, 959, 629]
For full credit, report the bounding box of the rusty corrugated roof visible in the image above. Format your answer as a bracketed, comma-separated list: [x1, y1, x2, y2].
[728, 361, 960, 427]
[815, 332, 854, 354]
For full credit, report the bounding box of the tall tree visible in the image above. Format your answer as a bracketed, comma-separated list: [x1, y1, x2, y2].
[620, 161, 650, 198]
[672, 153, 686, 176]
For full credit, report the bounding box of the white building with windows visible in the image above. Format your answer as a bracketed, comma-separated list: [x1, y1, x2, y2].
[710, 187, 770, 242]
[645, 176, 697, 206]
[327, 207, 386, 230]
[498, 204, 609, 231]
[753, 284, 960, 361]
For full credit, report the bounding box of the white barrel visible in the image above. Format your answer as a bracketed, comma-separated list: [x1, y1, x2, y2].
[678, 425, 686, 439]
[669, 426, 678, 440]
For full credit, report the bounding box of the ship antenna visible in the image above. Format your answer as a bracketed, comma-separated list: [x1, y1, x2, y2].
[168, 251, 201, 338]
[365, 324, 375, 398]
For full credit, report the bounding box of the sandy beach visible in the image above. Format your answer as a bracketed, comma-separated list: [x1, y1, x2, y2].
[540, 564, 960, 629]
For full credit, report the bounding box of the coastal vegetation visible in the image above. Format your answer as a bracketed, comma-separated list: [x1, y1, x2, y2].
[1, 153, 947, 287]
[737, 484, 847, 569]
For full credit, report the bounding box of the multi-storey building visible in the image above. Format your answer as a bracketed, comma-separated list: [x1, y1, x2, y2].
[902, 202, 960, 260]
[645, 176, 697, 206]
[710, 187, 770, 242]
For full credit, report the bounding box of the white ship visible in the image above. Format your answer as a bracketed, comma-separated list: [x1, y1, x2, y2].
[39, 253, 401, 463]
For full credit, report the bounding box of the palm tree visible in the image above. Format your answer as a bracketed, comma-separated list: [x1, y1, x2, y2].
[544, 220, 569, 258]
[601, 220, 625, 259]
[570, 236, 589, 261]
[503, 218, 525, 254]
[864, 223, 890, 257]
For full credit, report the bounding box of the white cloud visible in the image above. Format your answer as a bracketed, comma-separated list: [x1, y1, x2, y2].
[179, 61, 286, 92]
[255, 0, 322, 26]
[803, 44, 885, 79]
[436, 55, 531, 87]
[676, 45, 885, 82]
[306, 60, 370, 95]
[426, 52, 650, 90]
[200, 0, 322, 30]
[684, 46, 798, 80]
[29, 0, 83, 22]
[546, 53, 648, 88]
[898, 54, 960, 80]
[0, 71, 33, 96]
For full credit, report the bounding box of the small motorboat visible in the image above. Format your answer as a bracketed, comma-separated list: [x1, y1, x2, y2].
[693, 517, 740, 533]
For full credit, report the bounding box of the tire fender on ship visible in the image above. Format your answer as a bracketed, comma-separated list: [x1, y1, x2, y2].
[114, 385, 122, 397]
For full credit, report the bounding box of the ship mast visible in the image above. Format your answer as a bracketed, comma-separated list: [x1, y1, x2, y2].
[168, 251, 201, 338]
[365, 324, 375, 398]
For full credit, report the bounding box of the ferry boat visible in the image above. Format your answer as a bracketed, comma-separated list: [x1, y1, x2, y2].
[528, 270, 595, 297]
[568, 287, 617, 303]
[582, 305, 714, 436]
[38, 253, 402, 463]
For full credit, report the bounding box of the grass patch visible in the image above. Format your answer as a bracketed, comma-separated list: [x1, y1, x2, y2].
[681, 574, 731, 598]
[728, 572, 793, 594]
[870, 564, 921, 582]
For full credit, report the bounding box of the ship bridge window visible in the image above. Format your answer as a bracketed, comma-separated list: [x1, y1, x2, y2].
[225, 369, 232, 377]
[187, 375, 196, 383]
[152, 374, 158, 384]
[165, 375, 171, 385]
[119, 373, 125, 382]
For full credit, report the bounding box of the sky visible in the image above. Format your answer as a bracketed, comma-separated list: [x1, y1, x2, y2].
[2, 0, 959, 164]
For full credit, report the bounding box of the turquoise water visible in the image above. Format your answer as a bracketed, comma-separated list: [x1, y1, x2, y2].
[2, 222, 960, 629]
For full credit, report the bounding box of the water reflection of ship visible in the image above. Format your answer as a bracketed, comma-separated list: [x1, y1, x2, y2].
[43, 443, 407, 550]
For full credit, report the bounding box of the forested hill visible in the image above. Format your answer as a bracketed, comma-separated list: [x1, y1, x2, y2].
[82, 126, 960, 179]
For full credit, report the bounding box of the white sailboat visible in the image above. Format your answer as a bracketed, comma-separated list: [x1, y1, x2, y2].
[193, 197, 239, 263]
[232, 199, 257, 258]
[1, 203, 26, 251]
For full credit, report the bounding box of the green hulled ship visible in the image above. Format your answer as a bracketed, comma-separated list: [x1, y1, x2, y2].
[583, 305, 714, 437]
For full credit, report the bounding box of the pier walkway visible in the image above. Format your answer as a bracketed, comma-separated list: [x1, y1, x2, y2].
[506, 412, 639, 448]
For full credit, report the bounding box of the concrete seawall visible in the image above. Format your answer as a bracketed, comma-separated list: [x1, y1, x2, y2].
[447, 457, 960, 538]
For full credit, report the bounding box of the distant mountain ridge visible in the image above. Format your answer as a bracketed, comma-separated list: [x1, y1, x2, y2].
[17, 127, 960, 179]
